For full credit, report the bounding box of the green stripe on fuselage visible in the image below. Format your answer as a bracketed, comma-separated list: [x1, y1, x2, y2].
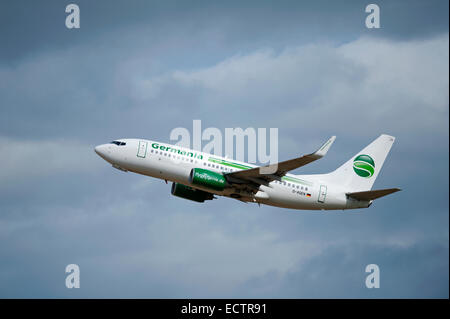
[208, 157, 253, 170]
[281, 175, 313, 186]
[207, 157, 313, 186]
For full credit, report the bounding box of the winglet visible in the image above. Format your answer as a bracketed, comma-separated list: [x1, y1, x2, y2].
[313, 136, 336, 158]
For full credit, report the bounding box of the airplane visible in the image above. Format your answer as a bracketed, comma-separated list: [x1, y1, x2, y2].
[94, 134, 400, 210]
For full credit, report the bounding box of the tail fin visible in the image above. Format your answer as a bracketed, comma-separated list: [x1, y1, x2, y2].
[325, 134, 395, 191]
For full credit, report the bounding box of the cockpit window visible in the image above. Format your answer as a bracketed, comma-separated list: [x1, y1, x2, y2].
[110, 141, 126, 146]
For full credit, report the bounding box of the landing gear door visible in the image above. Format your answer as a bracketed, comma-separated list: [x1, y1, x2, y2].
[137, 141, 148, 158]
[318, 185, 327, 203]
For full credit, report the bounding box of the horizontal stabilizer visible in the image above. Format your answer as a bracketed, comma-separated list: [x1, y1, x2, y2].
[346, 188, 401, 201]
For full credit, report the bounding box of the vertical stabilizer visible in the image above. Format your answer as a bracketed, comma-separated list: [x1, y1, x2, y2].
[324, 134, 395, 191]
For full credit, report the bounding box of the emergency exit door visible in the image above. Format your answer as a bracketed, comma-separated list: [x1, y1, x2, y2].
[137, 141, 148, 158]
[318, 185, 327, 203]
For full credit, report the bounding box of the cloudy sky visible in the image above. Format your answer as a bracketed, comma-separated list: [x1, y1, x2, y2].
[0, 0, 448, 298]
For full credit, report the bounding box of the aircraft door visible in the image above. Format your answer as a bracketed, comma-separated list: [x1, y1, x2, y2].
[137, 141, 148, 158]
[318, 185, 327, 203]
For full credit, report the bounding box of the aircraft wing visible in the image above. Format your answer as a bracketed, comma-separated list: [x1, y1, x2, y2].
[224, 136, 336, 186]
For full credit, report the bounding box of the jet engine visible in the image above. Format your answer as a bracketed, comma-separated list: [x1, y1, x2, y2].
[171, 182, 214, 202]
[188, 168, 227, 191]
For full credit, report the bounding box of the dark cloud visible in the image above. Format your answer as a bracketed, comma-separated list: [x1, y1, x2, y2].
[1, 0, 448, 63]
[239, 239, 449, 298]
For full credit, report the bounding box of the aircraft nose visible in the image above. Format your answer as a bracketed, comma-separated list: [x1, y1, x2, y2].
[94, 144, 109, 158]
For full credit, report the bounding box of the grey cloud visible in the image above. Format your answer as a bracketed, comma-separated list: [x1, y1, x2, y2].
[2, 32, 447, 145]
[0, 137, 100, 184]
[1, 0, 448, 63]
[239, 239, 449, 298]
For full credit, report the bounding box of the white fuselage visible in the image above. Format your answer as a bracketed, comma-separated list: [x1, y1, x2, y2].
[95, 139, 371, 210]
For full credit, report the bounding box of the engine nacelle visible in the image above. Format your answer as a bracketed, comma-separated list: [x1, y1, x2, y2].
[189, 168, 226, 191]
[171, 182, 214, 202]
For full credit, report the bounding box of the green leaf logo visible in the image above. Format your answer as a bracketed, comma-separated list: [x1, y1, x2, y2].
[353, 154, 375, 178]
